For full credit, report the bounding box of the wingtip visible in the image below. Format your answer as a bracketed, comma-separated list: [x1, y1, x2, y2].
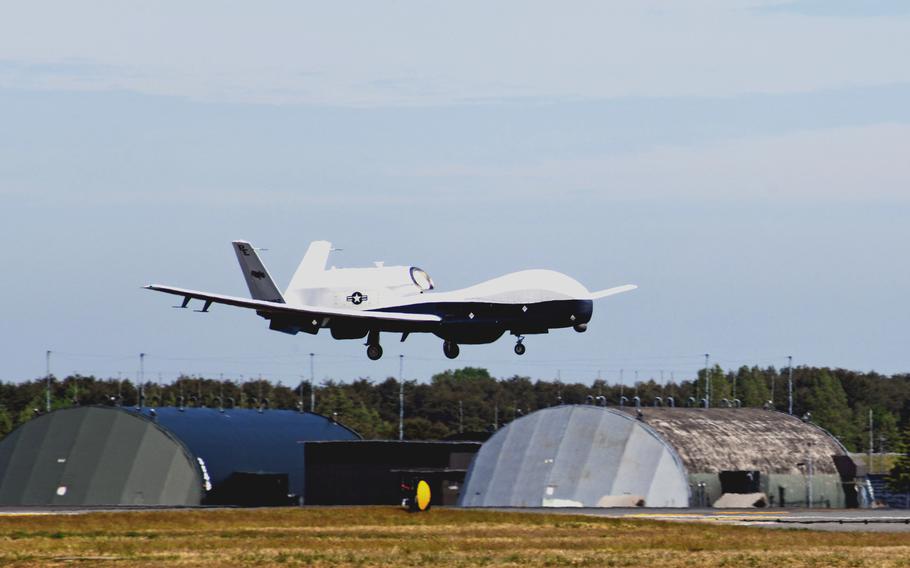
[590, 284, 638, 300]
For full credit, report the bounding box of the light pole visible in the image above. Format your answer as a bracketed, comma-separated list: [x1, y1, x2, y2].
[309, 353, 315, 412]
[770, 369, 775, 409]
[704, 353, 710, 408]
[806, 442, 815, 508]
[45, 350, 52, 412]
[868, 409, 874, 473]
[619, 369, 624, 406]
[787, 355, 793, 415]
[139, 352, 146, 409]
[399, 354, 404, 441]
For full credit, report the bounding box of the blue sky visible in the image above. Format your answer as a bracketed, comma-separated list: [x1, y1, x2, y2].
[1, 1, 908, 385]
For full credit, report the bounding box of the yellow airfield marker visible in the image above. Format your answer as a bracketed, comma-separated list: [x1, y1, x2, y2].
[416, 480, 432, 511]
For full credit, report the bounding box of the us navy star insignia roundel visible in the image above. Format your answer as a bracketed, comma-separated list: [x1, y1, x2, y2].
[346, 291, 368, 305]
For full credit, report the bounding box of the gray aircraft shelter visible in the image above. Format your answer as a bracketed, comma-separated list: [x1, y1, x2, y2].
[0, 405, 359, 506]
[459, 405, 859, 508]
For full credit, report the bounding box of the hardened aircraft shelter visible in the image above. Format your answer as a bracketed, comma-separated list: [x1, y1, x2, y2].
[459, 405, 859, 508]
[0, 405, 359, 507]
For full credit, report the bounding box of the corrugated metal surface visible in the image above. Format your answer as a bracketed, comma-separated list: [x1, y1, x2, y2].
[0, 407, 202, 506]
[123, 407, 361, 501]
[0, 406, 361, 506]
[622, 408, 846, 475]
[459, 405, 690, 508]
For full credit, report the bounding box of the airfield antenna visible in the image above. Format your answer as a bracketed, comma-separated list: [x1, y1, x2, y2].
[787, 355, 794, 415]
[704, 354, 710, 408]
[399, 355, 405, 441]
[309, 353, 315, 412]
[45, 350, 52, 413]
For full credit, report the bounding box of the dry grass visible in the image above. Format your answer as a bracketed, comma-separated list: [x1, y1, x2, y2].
[0, 507, 908, 567]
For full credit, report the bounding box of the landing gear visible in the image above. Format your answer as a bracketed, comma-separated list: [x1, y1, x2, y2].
[514, 336, 526, 356]
[573, 323, 588, 333]
[366, 330, 382, 360]
[443, 341, 460, 359]
[367, 343, 383, 360]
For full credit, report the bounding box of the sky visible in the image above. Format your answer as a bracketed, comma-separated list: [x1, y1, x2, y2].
[1, 0, 908, 387]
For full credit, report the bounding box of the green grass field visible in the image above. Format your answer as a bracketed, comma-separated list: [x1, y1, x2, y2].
[0, 507, 908, 567]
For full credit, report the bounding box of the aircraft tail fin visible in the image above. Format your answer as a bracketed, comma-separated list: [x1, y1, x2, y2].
[232, 241, 285, 303]
[287, 240, 332, 292]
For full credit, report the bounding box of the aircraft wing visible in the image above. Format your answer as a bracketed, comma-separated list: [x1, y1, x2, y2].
[144, 285, 442, 322]
[589, 284, 638, 300]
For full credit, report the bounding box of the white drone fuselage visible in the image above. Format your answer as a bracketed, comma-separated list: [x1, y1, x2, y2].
[147, 240, 636, 360]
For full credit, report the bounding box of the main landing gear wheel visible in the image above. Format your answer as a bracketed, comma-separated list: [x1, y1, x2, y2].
[367, 344, 383, 360]
[515, 334, 526, 355]
[443, 341, 460, 359]
[515, 335, 527, 355]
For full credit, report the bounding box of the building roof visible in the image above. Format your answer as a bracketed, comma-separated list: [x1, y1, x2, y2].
[0, 406, 203, 506]
[123, 406, 361, 500]
[459, 405, 690, 508]
[620, 407, 847, 475]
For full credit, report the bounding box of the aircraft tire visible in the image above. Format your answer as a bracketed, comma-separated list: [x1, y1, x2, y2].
[514, 343, 526, 356]
[443, 341, 460, 359]
[367, 344, 383, 360]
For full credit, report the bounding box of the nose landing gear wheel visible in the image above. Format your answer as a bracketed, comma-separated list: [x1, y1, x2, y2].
[514, 342, 526, 356]
[443, 341, 460, 359]
[367, 344, 383, 360]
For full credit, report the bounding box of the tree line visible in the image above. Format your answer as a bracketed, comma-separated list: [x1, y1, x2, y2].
[1, 365, 909, 453]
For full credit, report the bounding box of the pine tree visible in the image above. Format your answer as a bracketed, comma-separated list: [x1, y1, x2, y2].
[803, 369, 857, 444]
[0, 406, 12, 437]
[887, 425, 910, 508]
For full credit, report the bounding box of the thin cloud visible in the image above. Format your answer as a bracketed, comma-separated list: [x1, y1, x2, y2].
[395, 124, 910, 201]
[0, 1, 909, 106]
